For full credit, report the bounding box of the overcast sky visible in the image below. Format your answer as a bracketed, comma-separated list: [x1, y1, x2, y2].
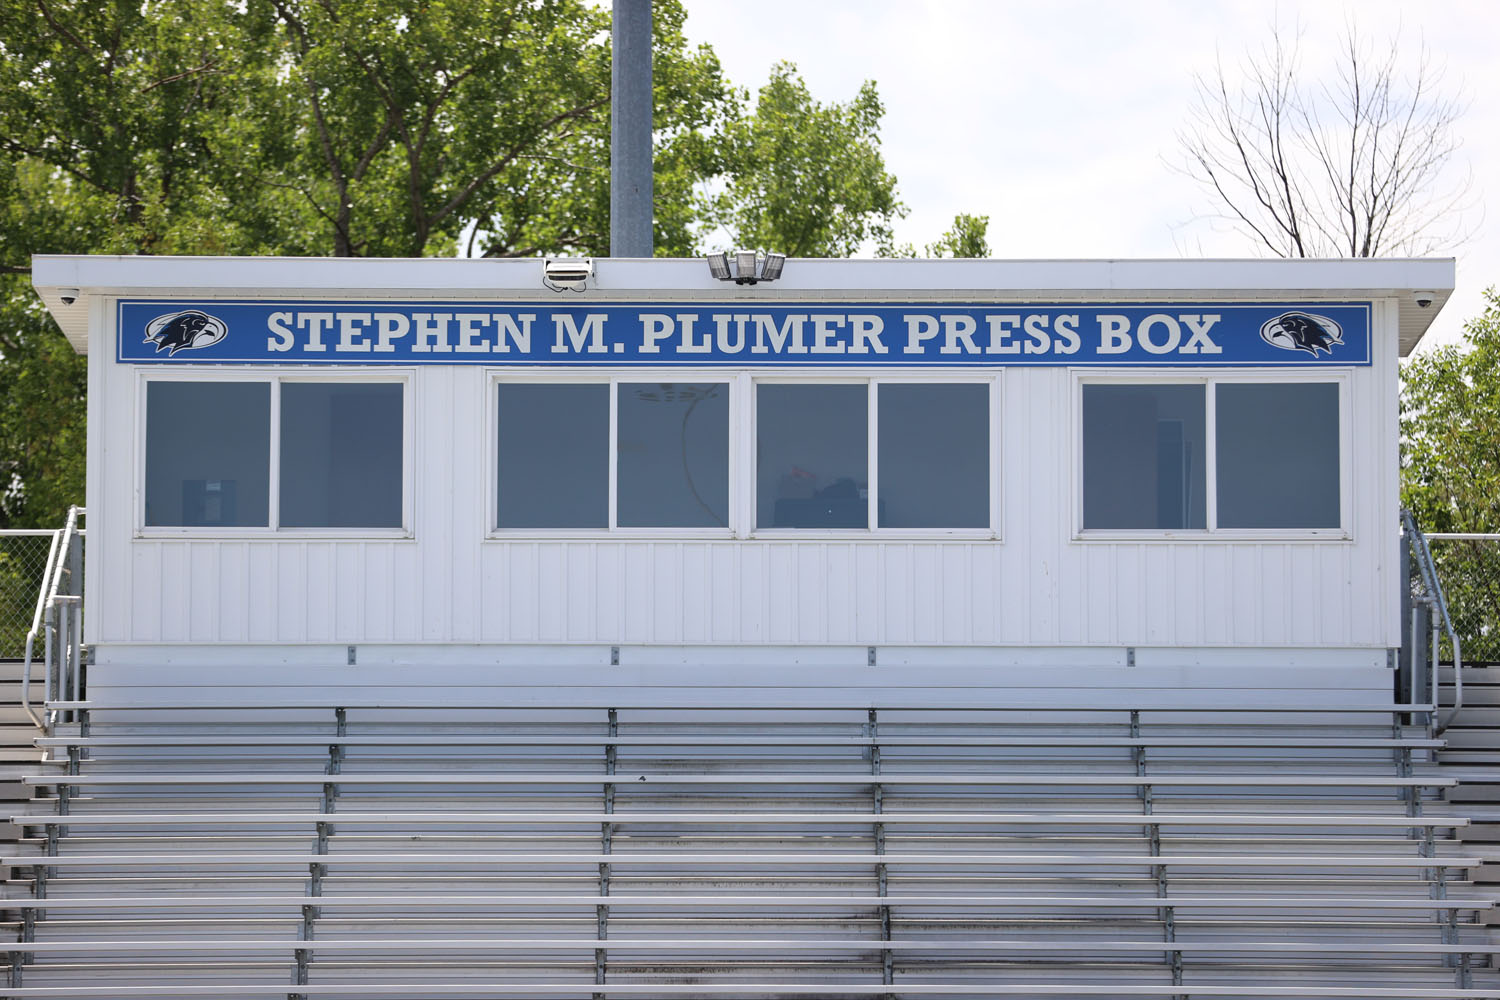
[679, 0, 1498, 351]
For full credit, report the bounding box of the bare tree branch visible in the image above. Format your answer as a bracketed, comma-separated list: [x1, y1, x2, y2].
[1174, 21, 1472, 257]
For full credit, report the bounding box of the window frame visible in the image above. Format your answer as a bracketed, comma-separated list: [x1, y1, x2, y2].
[485, 368, 1000, 541]
[486, 369, 738, 540]
[748, 373, 1001, 540]
[135, 369, 415, 539]
[1070, 368, 1352, 542]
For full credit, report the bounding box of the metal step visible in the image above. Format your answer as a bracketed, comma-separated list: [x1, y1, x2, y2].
[1, 701, 1493, 994]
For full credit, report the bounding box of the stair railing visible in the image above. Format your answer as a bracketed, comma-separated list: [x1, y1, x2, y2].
[1402, 509, 1461, 732]
[21, 506, 85, 734]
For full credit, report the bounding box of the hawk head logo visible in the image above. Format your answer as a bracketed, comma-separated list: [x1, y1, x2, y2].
[1260, 312, 1343, 356]
[144, 310, 228, 356]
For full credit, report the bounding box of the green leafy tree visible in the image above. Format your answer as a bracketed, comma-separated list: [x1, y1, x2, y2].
[252, 0, 734, 258]
[0, 0, 267, 526]
[1401, 288, 1500, 662]
[0, 0, 728, 523]
[0, 287, 86, 528]
[925, 213, 990, 258]
[0, 3, 978, 527]
[709, 62, 906, 257]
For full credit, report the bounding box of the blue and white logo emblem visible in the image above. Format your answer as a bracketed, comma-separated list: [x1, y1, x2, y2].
[144, 310, 228, 356]
[1259, 311, 1344, 357]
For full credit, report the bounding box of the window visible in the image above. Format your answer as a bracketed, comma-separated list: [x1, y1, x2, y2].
[617, 383, 729, 528]
[1080, 378, 1341, 534]
[1215, 383, 1339, 529]
[757, 383, 868, 528]
[146, 381, 271, 528]
[281, 383, 404, 528]
[1082, 384, 1206, 530]
[756, 381, 991, 531]
[494, 380, 731, 532]
[143, 378, 407, 531]
[878, 383, 989, 529]
[496, 383, 610, 529]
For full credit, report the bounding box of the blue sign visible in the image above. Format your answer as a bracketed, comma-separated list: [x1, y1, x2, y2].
[118, 300, 1372, 366]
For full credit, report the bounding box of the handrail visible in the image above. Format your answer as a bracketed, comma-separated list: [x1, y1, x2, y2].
[1423, 532, 1500, 541]
[1402, 509, 1462, 732]
[18, 529, 61, 729]
[20, 506, 85, 733]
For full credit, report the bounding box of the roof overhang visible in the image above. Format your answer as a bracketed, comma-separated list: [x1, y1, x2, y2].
[33, 254, 1456, 357]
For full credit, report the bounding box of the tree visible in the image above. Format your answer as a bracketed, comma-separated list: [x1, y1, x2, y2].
[925, 213, 990, 258]
[1177, 24, 1469, 258]
[1401, 288, 1500, 662]
[0, 0, 261, 526]
[0, 3, 973, 526]
[0, 0, 725, 524]
[254, 0, 735, 258]
[708, 62, 906, 257]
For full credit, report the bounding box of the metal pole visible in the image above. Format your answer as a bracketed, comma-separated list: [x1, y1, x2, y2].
[610, 0, 652, 258]
[1399, 522, 1412, 708]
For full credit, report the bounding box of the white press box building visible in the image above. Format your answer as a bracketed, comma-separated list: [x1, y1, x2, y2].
[29, 255, 1455, 704]
[11, 254, 1491, 999]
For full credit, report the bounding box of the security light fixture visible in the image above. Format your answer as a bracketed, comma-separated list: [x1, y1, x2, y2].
[706, 249, 786, 285]
[543, 257, 593, 292]
[735, 250, 758, 280]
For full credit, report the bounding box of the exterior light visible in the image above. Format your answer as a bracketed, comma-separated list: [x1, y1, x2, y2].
[543, 257, 593, 292]
[706, 249, 786, 286]
[735, 250, 759, 281]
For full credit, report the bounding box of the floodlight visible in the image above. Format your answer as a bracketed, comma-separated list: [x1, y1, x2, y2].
[543, 257, 593, 292]
[706, 249, 786, 285]
[735, 250, 759, 282]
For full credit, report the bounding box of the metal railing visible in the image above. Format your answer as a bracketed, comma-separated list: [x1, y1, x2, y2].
[20, 506, 85, 732]
[1402, 510, 1462, 732]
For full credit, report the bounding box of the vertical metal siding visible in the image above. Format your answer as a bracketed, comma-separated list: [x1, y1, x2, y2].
[89, 300, 1403, 649]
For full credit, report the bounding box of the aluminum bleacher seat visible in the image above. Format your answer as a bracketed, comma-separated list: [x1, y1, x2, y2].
[1, 699, 1494, 997]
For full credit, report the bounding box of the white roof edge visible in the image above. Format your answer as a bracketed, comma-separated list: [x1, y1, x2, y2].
[32, 254, 1456, 356]
[32, 254, 1457, 292]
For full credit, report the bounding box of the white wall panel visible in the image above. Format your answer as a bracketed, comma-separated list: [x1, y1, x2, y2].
[87, 296, 1406, 653]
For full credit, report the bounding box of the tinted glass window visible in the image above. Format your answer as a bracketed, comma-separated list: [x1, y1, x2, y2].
[280, 383, 403, 528]
[145, 381, 271, 527]
[617, 383, 729, 528]
[757, 384, 868, 528]
[1083, 384, 1206, 530]
[1216, 382, 1340, 528]
[497, 383, 608, 529]
[878, 384, 989, 528]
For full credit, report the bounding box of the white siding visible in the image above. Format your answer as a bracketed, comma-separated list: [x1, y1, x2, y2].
[86, 297, 1402, 651]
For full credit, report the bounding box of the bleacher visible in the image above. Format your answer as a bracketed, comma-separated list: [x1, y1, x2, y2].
[1, 696, 1494, 998]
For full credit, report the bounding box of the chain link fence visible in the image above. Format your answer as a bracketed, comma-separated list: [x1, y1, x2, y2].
[0, 531, 55, 660]
[1426, 536, 1500, 666]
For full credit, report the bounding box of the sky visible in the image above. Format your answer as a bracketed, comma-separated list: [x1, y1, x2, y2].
[678, 0, 1499, 351]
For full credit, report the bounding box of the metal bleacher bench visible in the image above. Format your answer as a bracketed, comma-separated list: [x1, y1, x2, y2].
[3, 696, 1488, 997]
[0, 984, 1495, 998]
